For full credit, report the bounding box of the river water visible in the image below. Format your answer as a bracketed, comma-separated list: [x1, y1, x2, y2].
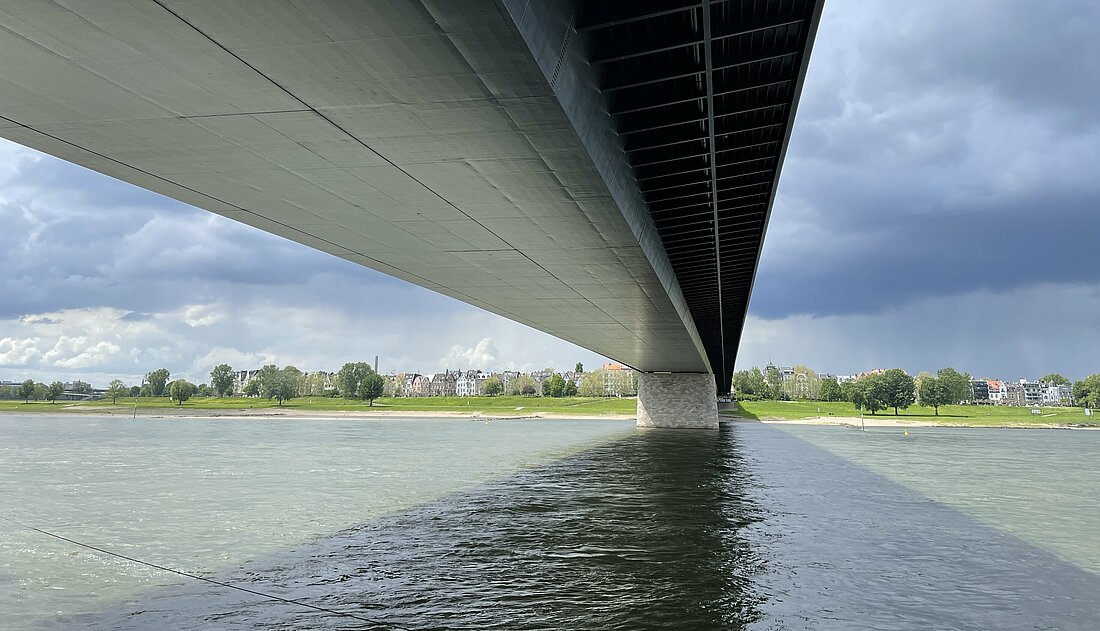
[0, 415, 1097, 629]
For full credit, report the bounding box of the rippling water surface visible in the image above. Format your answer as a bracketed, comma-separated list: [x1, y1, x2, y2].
[1, 415, 1098, 629]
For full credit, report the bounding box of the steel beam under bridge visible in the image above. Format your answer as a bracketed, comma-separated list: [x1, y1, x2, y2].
[0, 0, 821, 394]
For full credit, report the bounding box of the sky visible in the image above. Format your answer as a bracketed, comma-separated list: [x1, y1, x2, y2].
[1, 1, 1099, 386]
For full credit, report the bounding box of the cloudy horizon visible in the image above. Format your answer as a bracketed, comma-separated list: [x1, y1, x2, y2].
[2, 1, 1099, 387]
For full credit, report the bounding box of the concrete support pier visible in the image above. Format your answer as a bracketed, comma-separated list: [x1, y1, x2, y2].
[636, 373, 719, 429]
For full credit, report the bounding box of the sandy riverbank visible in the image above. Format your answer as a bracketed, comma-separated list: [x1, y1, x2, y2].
[726, 414, 1099, 430]
[0, 405, 636, 422]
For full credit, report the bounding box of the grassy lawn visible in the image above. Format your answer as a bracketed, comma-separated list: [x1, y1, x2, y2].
[0, 396, 637, 416]
[728, 400, 1098, 427]
[0, 400, 87, 412]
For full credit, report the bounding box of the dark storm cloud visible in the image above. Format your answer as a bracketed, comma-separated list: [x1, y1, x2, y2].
[749, 0, 1100, 319]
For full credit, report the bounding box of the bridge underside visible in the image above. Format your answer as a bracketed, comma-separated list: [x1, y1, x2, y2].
[0, 0, 820, 393]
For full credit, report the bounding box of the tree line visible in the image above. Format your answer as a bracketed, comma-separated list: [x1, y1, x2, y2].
[733, 365, 1100, 415]
[4, 360, 643, 405]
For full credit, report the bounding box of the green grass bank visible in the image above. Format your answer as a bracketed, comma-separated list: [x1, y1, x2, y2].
[0, 395, 637, 417]
[728, 400, 1098, 427]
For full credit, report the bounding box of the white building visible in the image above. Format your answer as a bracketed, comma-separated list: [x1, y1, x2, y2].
[234, 369, 262, 395]
[455, 370, 483, 397]
[986, 380, 1007, 404]
[1041, 384, 1074, 406]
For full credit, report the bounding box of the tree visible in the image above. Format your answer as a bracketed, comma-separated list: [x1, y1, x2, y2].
[562, 380, 578, 397]
[936, 367, 971, 405]
[511, 375, 537, 396]
[257, 365, 297, 406]
[145, 368, 170, 396]
[543, 373, 568, 398]
[763, 365, 784, 400]
[107, 379, 127, 404]
[841, 379, 863, 410]
[575, 362, 584, 374]
[578, 371, 605, 397]
[71, 380, 92, 395]
[267, 372, 295, 405]
[169, 379, 196, 405]
[863, 375, 889, 415]
[732, 367, 768, 400]
[361, 373, 385, 406]
[555, 374, 569, 397]
[882, 368, 915, 415]
[916, 373, 948, 416]
[483, 376, 503, 396]
[847, 375, 887, 415]
[243, 379, 261, 397]
[305, 372, 333, 397]
[782, 365, 821, 400]
[1041, 373, 1070, 386]
[32, 383, 48, 401]
[129, 385, 141, 397]
[1073, 375, 1100, 409]
[46, 381, 64, 403]
[819, 377, 843, 402]
[337, 362, 374, 399]
[210, 363, 235, 397]
[18, 379, 35, 403]
[283, 366, 303, 398]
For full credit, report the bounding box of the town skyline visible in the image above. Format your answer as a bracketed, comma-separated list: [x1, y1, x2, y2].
[4, 356, 1094, 398]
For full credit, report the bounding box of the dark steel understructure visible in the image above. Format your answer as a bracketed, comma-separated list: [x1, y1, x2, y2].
[577, 0, 823, 391]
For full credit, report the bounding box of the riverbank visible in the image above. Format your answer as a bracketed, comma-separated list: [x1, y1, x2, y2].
[725, 400, 1099, 429]
[0, 396, 637, 420]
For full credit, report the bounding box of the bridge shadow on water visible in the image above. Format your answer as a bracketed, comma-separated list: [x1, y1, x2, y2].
[70, 428, 770, 630]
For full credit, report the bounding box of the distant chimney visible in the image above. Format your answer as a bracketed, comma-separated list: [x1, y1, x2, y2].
[374, 355, 379, 372]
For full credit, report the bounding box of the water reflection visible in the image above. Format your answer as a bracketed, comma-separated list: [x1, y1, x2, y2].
[84, 429, 768, 630]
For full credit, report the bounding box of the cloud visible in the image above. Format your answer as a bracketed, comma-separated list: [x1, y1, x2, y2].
[19, 315, 59, 325]
[439, 338, 499, 371]
[0, 299, 605, 387]
[180, 304, 226, 328]
[0, 141, 410, 320]
[737, 282, 1100, 381]
[0, 337, 41, 366]
[750, 1, 1100, 319]
[51, 339, 123, 369]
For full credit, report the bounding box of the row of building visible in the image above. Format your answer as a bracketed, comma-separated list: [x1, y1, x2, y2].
[763, 364, 1078, 407]
[234, 363, 638, 398]
[971, 379, 1075, 406]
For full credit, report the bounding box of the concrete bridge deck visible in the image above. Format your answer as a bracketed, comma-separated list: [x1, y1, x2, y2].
[0, 0, 821, 426]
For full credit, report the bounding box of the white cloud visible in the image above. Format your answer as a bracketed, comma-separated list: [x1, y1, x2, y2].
[439, 337, 499, 371]
[0, 337, 42, 365]
[54, 340, 122, 369]
[180, 304, 226, 327]
[0, 298, 607, 387]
